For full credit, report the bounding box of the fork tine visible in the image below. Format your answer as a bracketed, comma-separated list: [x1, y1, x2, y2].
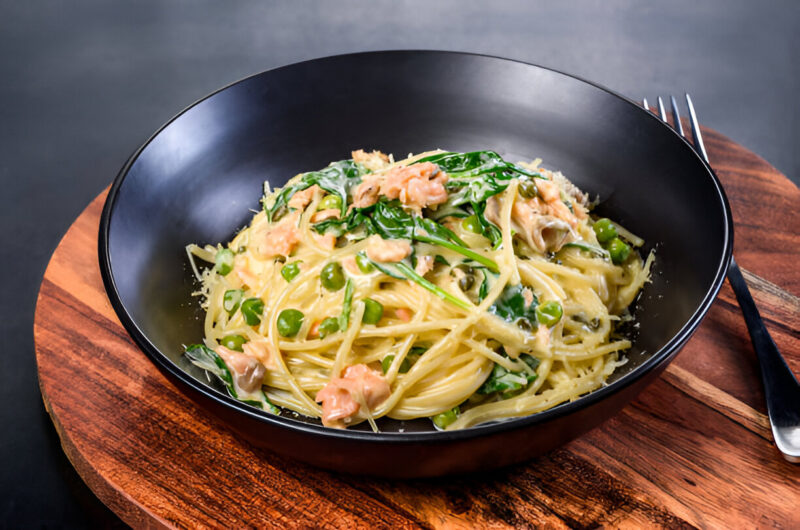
[657, 97, 667, 122]
[685, 94, 710, 163]
[642, 97, 650, 112]
[670, 95, 685, 137]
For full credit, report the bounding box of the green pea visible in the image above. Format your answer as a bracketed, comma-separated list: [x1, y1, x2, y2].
[461, 215, 483, 234]
[318, 317, 339, 338]
[215, 248, 235, 276]
[240, 297, 264, 326]
[362, 298, 384, 325]
[607, 237, 631, 264]
[536, 301, 563, 327]
[518, 178, 538, 199]
[320, 262, 345, 291]
[281, 261, 302, 282]
[220, 334, 247, 352]
[277, 309, 304, 337]
[355, 253, 374, 273]
[318, 194, 342, 211]
[593, 218, 618, 243]
[381, 354, 411, 374]
[223, 289, 243, 316]
[432, 406, 460, 430]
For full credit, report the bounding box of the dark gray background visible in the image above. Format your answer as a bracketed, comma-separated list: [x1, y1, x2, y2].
[2, 1, 797, 526]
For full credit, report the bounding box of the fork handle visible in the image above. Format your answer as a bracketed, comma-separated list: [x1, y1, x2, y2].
[727, 257, 800, 462]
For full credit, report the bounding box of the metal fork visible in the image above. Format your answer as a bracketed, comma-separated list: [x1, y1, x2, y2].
[641, 95, 800, 463]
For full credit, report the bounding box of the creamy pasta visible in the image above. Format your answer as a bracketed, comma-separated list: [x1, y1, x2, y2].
[184, 149, 653, 431]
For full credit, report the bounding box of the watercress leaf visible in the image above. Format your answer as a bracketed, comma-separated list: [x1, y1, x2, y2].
[185, 344, 236, 396]
[184, 344, 279, 413]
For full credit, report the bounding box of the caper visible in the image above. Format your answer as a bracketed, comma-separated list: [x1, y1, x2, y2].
[452, 264, 475, 292]
[458, 274, 474, 292]
[517, 318, 534, 332]
[518, 178, 538, 199]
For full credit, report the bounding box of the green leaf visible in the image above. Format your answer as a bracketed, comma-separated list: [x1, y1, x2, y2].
[370, 258, 472, 311]
[370, 200, 498, 272]
[313, 209, 372, 237]
[488, 283, 538, 324]
[184, 344, 279, 414]
[416, 150, 541, 206]
[471, 200, 503, 247]
[478, 354, 540, 395]
[185, 344, 236, 396]
[265, 159, 370, 221]
[394, 261, 473, 311]
[478, 268, 491, 303]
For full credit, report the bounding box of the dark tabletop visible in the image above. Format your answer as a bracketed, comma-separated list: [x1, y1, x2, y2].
[2, 1, 798, 527]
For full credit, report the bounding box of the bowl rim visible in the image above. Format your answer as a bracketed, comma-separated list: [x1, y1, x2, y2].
[98, 49, 734, 443]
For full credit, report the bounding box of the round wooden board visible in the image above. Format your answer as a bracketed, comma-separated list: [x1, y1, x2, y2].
[35, 126, 800, 528]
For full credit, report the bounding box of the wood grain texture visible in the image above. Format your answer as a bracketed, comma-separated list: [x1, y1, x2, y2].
[35, 128, 800, 529]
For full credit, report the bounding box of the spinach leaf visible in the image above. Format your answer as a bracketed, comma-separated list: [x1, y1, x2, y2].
[478, 354, 540, 395]
[265, 159, 369, 221]
[417, 150, 541, 206]
[471, 200, 503, 247]
[313, 209, 372, 238]
[184, 344, 279, 414]
[478, 268, 491, 303]
[319, 199, 498, 271]
[370, 200, 498, 272]
[369, 258, 473, 311]
[488, 283, 538, 324]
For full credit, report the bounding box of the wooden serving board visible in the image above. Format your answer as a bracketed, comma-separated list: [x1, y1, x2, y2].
[35, 127, 799, 528]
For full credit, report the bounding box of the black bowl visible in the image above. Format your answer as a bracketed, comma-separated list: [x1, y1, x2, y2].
[99, 51, 732, 477]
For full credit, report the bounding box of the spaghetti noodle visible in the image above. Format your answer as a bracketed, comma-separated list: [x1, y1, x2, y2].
[185, 149, 653, 431]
